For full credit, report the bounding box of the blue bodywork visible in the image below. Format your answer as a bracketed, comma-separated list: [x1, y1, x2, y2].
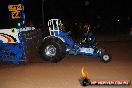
[52, 29, 103, 57]
[51, 29, 77, 48]
[0, 29, 42, 64]
[0, 32, 25, 64]
[0, 43, 25, 64]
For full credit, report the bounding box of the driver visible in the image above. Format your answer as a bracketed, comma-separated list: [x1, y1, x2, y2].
[59, 21, 65, 31]
[82, 23, 96, 47]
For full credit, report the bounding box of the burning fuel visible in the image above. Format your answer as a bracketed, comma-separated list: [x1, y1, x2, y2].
[81, 67, 89, 78]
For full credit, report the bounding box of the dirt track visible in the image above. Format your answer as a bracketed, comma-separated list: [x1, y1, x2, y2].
[0, 41, 132, 88]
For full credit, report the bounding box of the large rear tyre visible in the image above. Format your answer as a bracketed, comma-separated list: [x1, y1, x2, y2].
[41, 38, 66, 63]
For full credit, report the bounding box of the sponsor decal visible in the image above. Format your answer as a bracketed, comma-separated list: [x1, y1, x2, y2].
[0, 33, 17, 43]
[79, 67, 131, 87]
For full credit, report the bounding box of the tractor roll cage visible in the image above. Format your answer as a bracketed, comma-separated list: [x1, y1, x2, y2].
[48, 19, 63, 36]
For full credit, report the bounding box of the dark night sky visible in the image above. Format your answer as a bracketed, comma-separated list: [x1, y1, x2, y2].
[0, 0, 130, 31]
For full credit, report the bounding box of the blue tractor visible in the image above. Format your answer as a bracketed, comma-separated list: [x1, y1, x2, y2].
[41, 19, 111, 63]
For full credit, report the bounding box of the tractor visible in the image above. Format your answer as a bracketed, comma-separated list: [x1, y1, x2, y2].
[41, 19, 112, 63]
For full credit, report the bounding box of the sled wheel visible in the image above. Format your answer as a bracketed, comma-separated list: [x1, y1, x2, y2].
[41, 39, 66, 63]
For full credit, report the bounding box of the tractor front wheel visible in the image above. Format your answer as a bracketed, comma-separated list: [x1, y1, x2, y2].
[100, 53, 112, 63]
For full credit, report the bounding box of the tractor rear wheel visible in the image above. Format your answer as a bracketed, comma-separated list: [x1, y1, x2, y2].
[41, 38, 66, 63]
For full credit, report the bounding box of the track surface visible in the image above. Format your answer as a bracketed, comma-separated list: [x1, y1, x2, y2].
[0, 41, 132, 88]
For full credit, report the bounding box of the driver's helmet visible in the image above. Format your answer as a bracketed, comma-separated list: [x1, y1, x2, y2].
[83, 23, 90, 32]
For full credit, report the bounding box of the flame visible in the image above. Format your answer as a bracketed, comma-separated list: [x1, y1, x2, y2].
[81, 67, 89, 78]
